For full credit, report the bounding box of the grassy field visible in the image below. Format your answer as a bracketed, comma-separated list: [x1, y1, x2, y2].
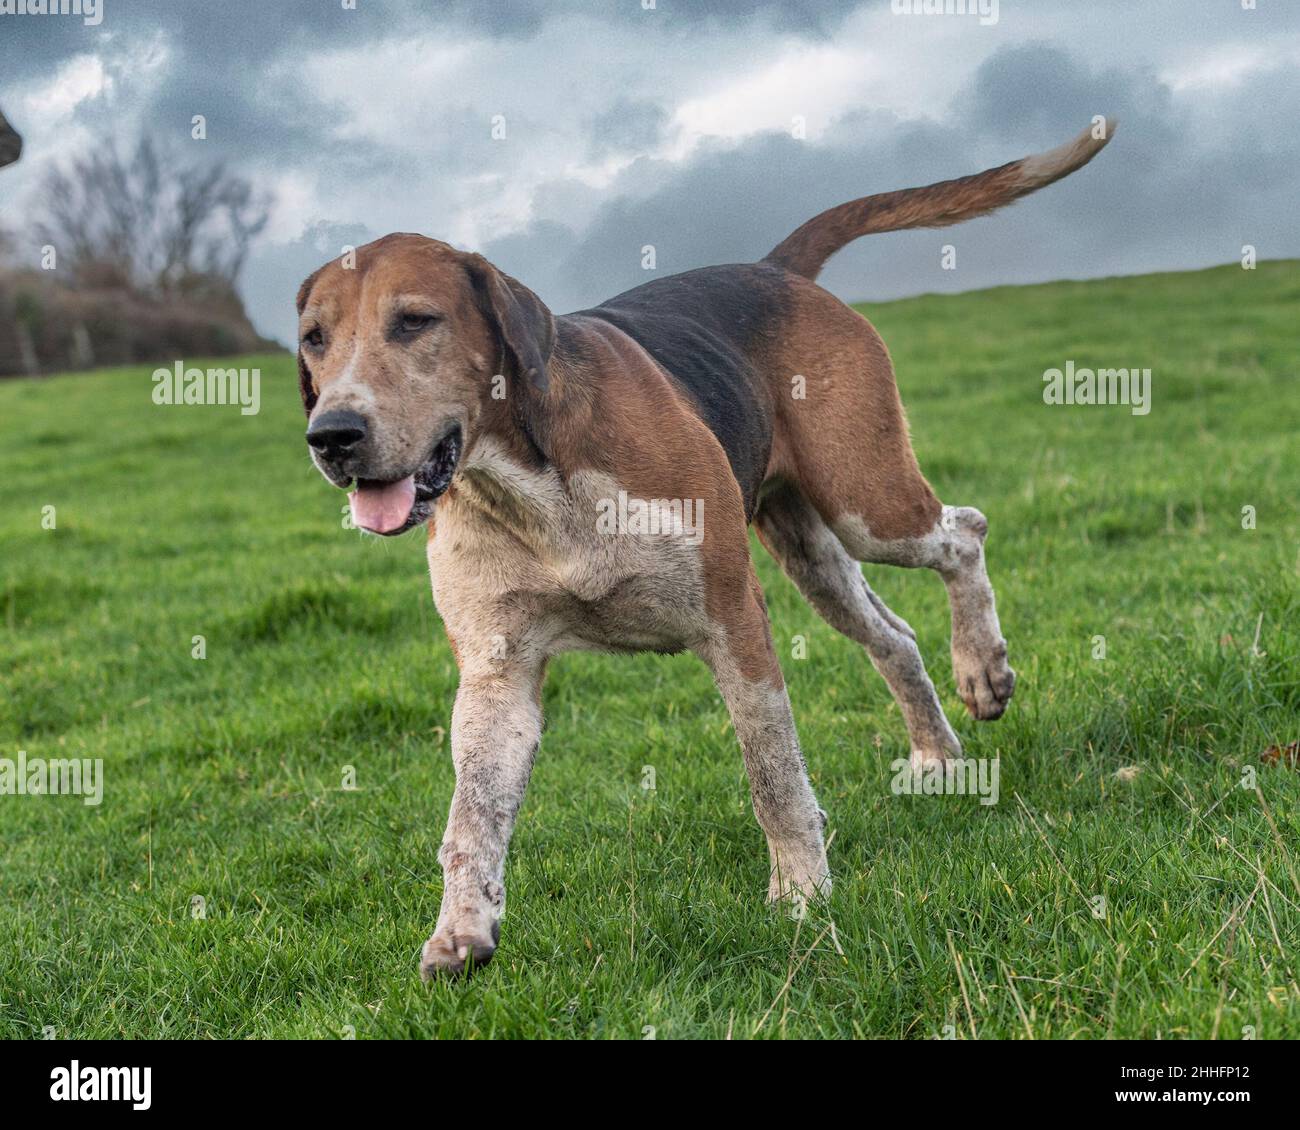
[1, 261, 1298, 1040]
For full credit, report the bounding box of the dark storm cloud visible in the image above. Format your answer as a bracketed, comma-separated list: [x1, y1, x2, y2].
[4, 0, 1298, 345]
[0, 0, 861, 83]
[649, 0, 865, 34]
[0, 0, 374, 83]
[483, 42, 1300, 316]
[0, 0, 392, 183]
[588, 99, 671, 160]
[430, 0, 865, 39]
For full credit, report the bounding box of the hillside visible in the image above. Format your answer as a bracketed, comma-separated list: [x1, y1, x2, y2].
[1, 260, 1297, 1039]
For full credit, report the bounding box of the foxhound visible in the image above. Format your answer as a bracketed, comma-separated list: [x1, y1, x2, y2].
[295, 120, 1114, 977]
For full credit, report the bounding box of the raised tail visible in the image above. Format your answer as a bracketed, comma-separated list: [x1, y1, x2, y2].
[764, 118, 1116, 281]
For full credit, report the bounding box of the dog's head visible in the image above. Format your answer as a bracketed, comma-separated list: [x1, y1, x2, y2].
[296, 233, 554, 535]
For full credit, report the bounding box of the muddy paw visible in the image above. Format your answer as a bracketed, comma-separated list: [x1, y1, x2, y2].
[419, 921, 500, 980]
[954, 643, 1015, 721]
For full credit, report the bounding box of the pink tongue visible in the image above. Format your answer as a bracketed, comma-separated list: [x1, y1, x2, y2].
[349, 475, 416, 533]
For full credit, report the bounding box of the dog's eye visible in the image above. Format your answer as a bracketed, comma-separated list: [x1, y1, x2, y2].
[302, 328, 324, 350]
[399, 313, 438, 334]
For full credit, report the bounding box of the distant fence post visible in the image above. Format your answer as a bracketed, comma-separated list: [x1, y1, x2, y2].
[16, 323, 39, 377]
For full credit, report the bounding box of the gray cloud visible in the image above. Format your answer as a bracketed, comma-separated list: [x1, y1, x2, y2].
[588, 98, 672, 161]
[2, 1, 1297, 345]
[242, 220, 375, 335]
[0, 0, 374, 86]
[485, 40, 1300, 317]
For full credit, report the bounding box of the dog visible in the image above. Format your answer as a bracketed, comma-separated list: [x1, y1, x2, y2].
[295, 119, 1113, 977]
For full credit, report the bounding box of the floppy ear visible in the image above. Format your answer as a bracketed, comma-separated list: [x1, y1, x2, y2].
[295, 269, 321, 416]
[463, 253, 555, 393]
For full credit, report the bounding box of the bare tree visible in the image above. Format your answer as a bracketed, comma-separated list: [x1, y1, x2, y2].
[0, 106, 21, 169]
[32, 135, 270, 293]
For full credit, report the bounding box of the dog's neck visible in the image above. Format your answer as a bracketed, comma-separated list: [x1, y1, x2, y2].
[471, 326, 597, 469]
[452, 331, 595, 532]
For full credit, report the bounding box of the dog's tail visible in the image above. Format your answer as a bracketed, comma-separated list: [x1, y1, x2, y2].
[763, 119, 1116, 282]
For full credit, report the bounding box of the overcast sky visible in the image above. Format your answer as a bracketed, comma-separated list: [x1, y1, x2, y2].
[1, 0, 1297, 346]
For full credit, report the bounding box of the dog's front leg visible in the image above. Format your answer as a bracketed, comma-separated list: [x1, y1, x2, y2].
[420, 664, 543, 979]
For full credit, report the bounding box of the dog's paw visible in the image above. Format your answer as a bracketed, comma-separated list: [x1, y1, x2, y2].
[910, 720, 963, 769]
[419, 921, 500, 981]
[954, 641, 1015, 721]
[766, 840, 831, 907]
[767, 870, 832, 909]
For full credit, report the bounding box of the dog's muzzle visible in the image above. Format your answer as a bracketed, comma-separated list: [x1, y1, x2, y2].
[345, 424, 463, 536]
[306, 408, 368, 464]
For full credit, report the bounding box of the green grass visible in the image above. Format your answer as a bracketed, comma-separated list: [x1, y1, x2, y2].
[1, 261, 1298, 1039]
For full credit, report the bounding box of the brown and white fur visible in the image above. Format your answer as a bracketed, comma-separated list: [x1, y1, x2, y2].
[294, 120, 1115, 977]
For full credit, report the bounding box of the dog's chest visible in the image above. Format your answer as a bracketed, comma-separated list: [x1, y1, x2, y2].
[427, 444, 708, 655]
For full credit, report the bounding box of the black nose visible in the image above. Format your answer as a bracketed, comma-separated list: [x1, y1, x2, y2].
[306, 409, 368, 460]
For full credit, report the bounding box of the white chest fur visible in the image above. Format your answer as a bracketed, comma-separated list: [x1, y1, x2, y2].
[426, 438, 709, 661]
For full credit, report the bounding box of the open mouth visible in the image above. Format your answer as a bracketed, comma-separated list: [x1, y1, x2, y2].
[348, 424, 462, 536]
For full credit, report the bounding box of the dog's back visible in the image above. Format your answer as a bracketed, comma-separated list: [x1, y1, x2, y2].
[576, 263, 790, 519]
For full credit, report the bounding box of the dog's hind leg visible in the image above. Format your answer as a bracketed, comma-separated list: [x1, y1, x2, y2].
[829, 503, 1015, 722]
[697, 563, 830, 904]
[754, 482, 962, 767]
[929, 506, 1015, 721]
[762, 280, 1013, 721]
